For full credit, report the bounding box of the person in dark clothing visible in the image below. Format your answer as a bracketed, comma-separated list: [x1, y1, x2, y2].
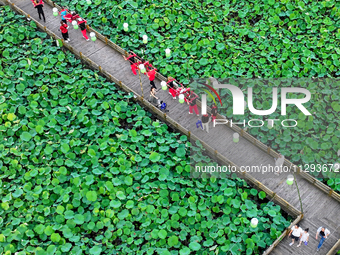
[59, 21, 70, 42]
[34, 0, 45, 22]
[211, 104, 218, 122]
[201, 113, 210, 133]
[187, 93, 199, 116]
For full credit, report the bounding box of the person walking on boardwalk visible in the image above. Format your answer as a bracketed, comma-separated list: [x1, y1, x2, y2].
[123, 51, 138, 75]
[211, 104, 218, 122]
[201, 113, 210, 133]
[31, 0, 43, 7]
[297, 228, 309, 247]
[150, 87, 160, 105]
[187, 93, 199, 116]
[167, 76, 177, 99]
[288, 223, 303, 246]
[59, 21, 70, 42]
[64, 11, 80, 23]
[316, 226, 330, 251]
[77, 18, 89, 41]
[274, 153, 285, 175]
[146, 68, 157, 90]
[59, 7, 68, 24]
[33, 0, 45, 22]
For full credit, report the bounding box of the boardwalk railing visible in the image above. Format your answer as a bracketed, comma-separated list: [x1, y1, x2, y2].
[3, 2, 303, 254]
[10, 0, 339, 205]
[327, 239, 340, 255]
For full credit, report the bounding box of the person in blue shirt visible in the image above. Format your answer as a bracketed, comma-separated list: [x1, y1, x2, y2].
[59, 7, 68, 24]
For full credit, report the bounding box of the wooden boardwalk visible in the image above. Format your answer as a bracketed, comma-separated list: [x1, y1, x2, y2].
[6, 0, 340, 254]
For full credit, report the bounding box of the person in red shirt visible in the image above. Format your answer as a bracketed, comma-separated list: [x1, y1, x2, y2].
[211, 104, 218, 122]
[64, 11, 79, 23]
[59, 21, 70, 42]
[187, 93, 199, 116]
[146, 68, 157, 89]
[167, 76, 177, 99]
[77, 18, 89, 41]
[31, 0, 43, 7]
[123, 51, 138, 75]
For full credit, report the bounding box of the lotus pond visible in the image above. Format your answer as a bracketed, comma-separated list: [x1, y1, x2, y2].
[53, 0, 340, 82]
[190, 78, 340, 192]
[51, 0, 340, 191]
[0, 6, 292, 255]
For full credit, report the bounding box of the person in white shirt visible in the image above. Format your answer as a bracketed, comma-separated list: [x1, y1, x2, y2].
[316, 226, 331, 251]
[288, 223, 303, 246]
[274, 153, 285, 175]
[297, 228, 309, 247]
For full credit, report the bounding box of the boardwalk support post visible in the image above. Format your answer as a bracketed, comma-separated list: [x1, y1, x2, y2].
[328, 189, 333, 197]
[105, 37, 108, 44]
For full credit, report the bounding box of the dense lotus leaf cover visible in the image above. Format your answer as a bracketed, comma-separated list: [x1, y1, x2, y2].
[190, 77, 340, 192]
[52, 0, 340, 191]
[0, 6, 292, 255]
[53, 0, 340, 82]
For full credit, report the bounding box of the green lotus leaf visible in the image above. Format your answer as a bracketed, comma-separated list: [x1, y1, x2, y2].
[86, 191, 97, 202]
[158, 229, 167, 239]
[20, 132, 32, 141]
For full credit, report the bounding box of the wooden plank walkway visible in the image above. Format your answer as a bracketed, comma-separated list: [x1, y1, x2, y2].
[6, 0, 340, 254]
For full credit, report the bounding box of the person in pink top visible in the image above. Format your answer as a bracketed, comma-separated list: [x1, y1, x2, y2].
[31, 0, 43, 7]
